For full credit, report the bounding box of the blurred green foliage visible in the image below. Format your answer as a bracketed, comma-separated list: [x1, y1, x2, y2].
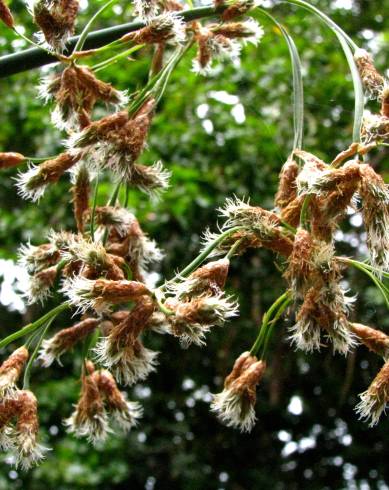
[0, 0, 389, 488]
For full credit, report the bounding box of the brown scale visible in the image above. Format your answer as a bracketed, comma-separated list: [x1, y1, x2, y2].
[0, 398, 20, 429]
[33, 153, 80, 186]
[0, 0, 14, 28]
[280, 195, 305, 227]
[195, 30, 213, 69]
[72, 371, 105, 426]
[44, 317, 99, 355]
[365, 360, 389, 402]
[284, 228, 314, 292]
[351, 323, 389, 358]
[224, 351, 258, 388]
[34, 265, 58, 289]
[15, 390, 40, 438]
[94, 370, 127, 412]
[275, 159, 299, 209]
[0, 152, 24, 169]
[109, 296, 155, 349]
[71, 165, 90, 233]
[189, 258, 229, 293]
[33, 0, 79, 49]
[0, 347, 29, 381]
[221, 0, 253, 21]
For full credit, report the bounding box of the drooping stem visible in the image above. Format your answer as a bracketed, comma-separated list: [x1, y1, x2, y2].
[73, 0, 121, 54]
[250, 291, 291, 356]
[23, 315, 56, 389]
[0, 302, 70, 350]
[173, 226, 245, 280]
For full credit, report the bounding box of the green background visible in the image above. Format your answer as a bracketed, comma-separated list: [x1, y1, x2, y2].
[0, 0, 388, 488]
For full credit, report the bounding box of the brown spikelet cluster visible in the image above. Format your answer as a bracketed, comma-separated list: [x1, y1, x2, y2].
[33, 0, 80, 51]
[0, 152, 26, 169]
[71, 164, 90, 233]
[42, 65, 128, 130]
[350, 323, 389, 359]
[356, 360, 389, 427]
[0, 347, 29, 395]
[0, 0, 14, 28]
[38, 317, 100, 367]
[65, 361, 142, 442]
[16, 152, 81, 202]
[354, 49, 385, 99]
[69, 98, 156, 179]
[221, 0, 255, 21]
[275, 159, 299, 209]
[211, 351, 266, 432]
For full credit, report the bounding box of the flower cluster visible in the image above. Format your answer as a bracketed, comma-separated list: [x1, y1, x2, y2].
[1, 0, 389, 469]
[0, 350, 48, 469]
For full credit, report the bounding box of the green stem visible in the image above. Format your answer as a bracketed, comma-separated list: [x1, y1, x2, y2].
[226, 237, 244, 259]
[260, 295, 292, 358]
[177, 226, 245, 279]
[282, 0, 358, 50]
[23, 315, 56, 389]
[0, 302, 70, 350]
[73, 0, 119, 54]
[250, 291, 291, 356]
[92, 44, 145, 72]
[123, 184, 130, 208]
[299, 194, 312, 229]
[340, 258, 389, 308]
[153, 291, 175, 316]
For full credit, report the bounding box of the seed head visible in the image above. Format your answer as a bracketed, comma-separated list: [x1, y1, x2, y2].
[14, 390, 49, 470]
[0, 0, 14, 27]
[16, 153, 79, 201]
[354, 49, 385, 99]
[0, 347, 29, 397]
[62, 277, 150, 313]
[355, 360, 389, 426]
[31, 0, 80, 51]
[38, 317, 99, 367]
[351, 323, 389, 359]
[121, 12, 186, 44]
[0, 152, 25, 169]
[211, 353, 266, 432]
[64, 372, 110, 445]
[96, 370, 143, 431]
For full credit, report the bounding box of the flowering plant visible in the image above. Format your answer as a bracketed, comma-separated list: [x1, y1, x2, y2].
[0, 0, 388, 470]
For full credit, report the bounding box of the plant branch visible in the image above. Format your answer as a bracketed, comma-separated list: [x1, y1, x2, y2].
[0, 5, 227, 78]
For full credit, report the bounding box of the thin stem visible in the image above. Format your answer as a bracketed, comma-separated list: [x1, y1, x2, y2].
[260, 295, 292, 358]
[250, 291, 291, 356]
[341, 258, 389, 308]
[92, 44, 145, 72]
[226, 237, 244, 259]
[282, 0, 358, 50]
[102, 181, 122, 244]
[23, 315, 56, 389]
[123, 184, 130, 207]
[299, 194, 312, 229]
[73, 0, 119, 54]
[0, 5, 229, 77]
[0, 302, 70, 350]
[176, 226, 245, 280]
[153, 291, 175, 316]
